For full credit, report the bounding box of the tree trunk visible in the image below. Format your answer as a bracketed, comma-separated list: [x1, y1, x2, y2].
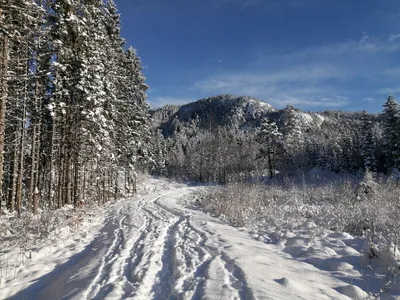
[114, 169, 118, 201]
[57, 140, 64, 208]
[32, 111, 41, 213]
[0, 15, 8, 211]
[48, 120, 56, 209]
[16, 70, 28, 216]
[82, 163, 86, 204]
[28, 117, 38, 212]
[29, 33, 43, 213]
[7, 138, 18, 212]
[73, 155, 79, 208]
[268, 149, 273, 179]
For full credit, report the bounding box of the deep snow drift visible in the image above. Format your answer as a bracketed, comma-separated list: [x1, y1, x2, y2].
[0, 178, 398, 299]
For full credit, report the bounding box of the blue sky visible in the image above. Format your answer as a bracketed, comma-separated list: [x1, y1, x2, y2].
[116, 0, 400, 112]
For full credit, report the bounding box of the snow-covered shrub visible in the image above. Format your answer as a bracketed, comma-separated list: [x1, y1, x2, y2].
[197, 174, 400, 289]
[196, 183, 269, 227]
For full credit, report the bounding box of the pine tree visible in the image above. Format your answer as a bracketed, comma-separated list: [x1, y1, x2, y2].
[360, 110, 376, 171]
[281, 105, 304, 171]
[0, 3, 9, 211]
[381, 96, 400, 172]
[256, 118, 282, 179]
[0, 0, 151, 215]
[0, 0, 43, 214]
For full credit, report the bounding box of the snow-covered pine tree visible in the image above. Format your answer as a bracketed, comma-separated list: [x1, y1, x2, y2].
[27, 0, 51, 214]
[281, 105, 304, 171]
[0, 2, 9, 211]
[79, 0, 118, 205]
[360, 110, 376, 171]
[113, 47, 150, 193]
[256, 118, 282, 179]
[0, 0, 151, 215]
[381, 96, 400, 172]
[152, 129, 167, 176]
[0, 0, 43, 214]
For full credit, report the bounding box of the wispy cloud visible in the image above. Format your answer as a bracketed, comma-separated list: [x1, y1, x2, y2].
[195, 65, 347, 92]
[388, 34, 400, 42]
[194, 72, 349, 108]
[188, 32, 400, 109]
[271, 96, 349, 107]
[357, 33, 400, 52]
[362, 97, 376, 103]
[193, 60, 352, 108]
[148, 96, 192, 108]
[377, 88, 400, 95]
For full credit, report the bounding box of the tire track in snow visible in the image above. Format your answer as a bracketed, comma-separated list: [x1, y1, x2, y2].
[147, 197, 250, 300]
[174, 218, 211, 299]
[5, 186, 257, 300]
[123, 215, 166, 298]
[120, 195, 173, 299]
[83, 206, 127, 300]
[83, 195, 161, 300]
[151, 217, 184, 300]
[121, 195, 210, 299]
[86, 190, 256, 300]
[219, 252, 256, 300]
[152, 195, 257, 300]
[123, 215, 152, 285]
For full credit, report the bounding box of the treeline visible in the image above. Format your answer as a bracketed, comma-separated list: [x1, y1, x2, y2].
[153, 96, 399, 182]
[0, 0, 151, 215]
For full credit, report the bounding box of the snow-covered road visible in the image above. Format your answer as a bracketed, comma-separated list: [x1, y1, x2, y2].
[3, 180, 372, 299]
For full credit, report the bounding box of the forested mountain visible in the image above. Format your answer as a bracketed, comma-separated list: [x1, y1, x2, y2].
[0, 0, 151, 215]
[151, 94, 393, 182]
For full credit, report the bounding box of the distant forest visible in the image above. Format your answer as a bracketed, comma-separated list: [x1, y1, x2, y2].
[151, 94, 399, 183]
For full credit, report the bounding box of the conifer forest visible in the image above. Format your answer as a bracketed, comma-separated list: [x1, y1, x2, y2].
[0, 0, 151, 215]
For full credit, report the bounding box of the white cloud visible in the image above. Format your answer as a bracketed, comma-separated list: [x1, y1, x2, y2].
[388, 33, 400, 42]
[362, 97, 376, 103]
[148, 97, 192, 108]
[356, 33, 400, 52]
[187, 31, 400, 109]
[268, 95, 349, 108]
[377, 87, 400, 95]
[193, 67, 350, 108]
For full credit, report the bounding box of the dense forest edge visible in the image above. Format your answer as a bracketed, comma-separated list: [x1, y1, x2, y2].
[0, 0, 153, 216]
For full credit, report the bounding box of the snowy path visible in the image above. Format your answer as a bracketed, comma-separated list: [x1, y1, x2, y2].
[3, 180, 371, 300]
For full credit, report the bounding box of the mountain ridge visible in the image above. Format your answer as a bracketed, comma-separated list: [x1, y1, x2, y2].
[150, 94, 355, 137]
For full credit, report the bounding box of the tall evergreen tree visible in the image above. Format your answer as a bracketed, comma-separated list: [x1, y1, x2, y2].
[256, 118, 282, 179]
[0, 0, 151, 214]
[381, 96, 400, 171]
[360, 110, 376, 171]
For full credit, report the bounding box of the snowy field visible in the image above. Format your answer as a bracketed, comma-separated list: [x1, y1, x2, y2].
[0, 178, 399, 299]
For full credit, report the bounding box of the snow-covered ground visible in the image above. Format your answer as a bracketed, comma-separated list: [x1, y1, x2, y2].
[0, 178, 398, 299]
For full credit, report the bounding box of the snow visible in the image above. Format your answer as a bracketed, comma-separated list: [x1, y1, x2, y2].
[316, 113, 326, 123]
[0, 178, 398, 299]
[248, 98, 273, 110]
[298, 111, 314, 124]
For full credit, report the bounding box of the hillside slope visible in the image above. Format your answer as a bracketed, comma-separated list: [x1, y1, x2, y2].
[150, 94, 369, 138]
